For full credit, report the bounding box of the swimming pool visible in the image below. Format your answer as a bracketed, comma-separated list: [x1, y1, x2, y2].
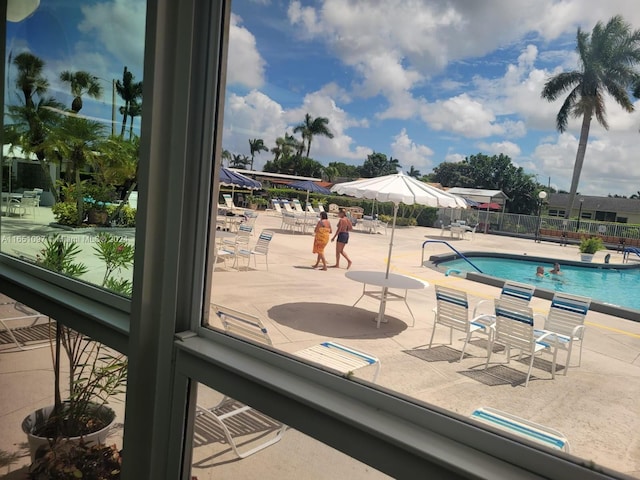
[434, 254, 640, 319]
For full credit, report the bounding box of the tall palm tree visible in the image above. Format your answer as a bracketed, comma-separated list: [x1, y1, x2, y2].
[13, 52, 49, 108]
[293, 113, 334, 158]
[248, 138, 268, 170]
[6, 52, 62, 201]
[115, 66, 143, 137]
[41, 117, 106, 224]
[59, 70, 103, 113]
[221, 149, 232, 167]
[541, 15, 640, 219]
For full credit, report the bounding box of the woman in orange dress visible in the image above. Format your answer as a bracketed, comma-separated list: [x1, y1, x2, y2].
[312, 211, 332, 270]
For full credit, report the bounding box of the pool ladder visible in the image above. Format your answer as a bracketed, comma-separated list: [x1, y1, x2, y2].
[421, 240, 483, 274]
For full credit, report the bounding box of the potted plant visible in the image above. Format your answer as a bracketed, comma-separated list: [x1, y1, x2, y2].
[22, 234, 128, 464]
[578, 236, 603, 262]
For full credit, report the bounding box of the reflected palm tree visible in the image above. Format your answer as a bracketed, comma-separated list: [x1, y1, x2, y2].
[59, 70, 103, 113]
[115, 66, 143, 138]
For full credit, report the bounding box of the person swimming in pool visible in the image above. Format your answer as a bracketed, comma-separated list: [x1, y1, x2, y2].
[550, 262, 562, 274]
[536, 266, 546, 277]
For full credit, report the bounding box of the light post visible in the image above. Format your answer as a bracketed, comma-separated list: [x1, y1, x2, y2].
[535, 191, 547, 243]
[576, 198, 584, 232]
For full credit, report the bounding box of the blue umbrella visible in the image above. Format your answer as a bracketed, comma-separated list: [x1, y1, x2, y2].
[288, 180, 331, 213]
[288, 180, 331, 195]
[220, 167, 262, 190]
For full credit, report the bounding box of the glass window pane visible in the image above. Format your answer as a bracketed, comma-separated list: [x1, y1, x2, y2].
[204, 3, 640, 478]
[2, 0, 145, 297]
[192, 383, 389, 479]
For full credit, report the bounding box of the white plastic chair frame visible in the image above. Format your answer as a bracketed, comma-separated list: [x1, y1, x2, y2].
[486, 299, 557, 387]
[473, 281, 535, 318]
[470, 407, 570, 452]
[196, 305, 286, 458]
[428, 285, 495, 361]
[236, 230, 274, 271]
[534, 292, 590, 376]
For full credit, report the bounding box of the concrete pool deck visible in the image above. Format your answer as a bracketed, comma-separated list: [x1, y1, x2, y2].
[1, 209, 639, 478]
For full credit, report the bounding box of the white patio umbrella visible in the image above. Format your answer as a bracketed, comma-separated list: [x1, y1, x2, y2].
[331, 171, 466, 277]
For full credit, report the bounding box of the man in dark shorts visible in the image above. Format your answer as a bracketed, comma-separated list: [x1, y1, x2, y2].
[330, 209, 353, 269]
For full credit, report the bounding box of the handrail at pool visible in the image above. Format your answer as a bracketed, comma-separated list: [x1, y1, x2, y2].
[421, 240, 483, 273]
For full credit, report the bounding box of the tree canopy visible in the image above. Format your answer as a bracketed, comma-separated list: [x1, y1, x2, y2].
[431, 153, 538, 214]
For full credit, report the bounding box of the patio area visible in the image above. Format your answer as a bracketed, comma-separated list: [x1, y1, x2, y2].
[1, 209, 639, 478]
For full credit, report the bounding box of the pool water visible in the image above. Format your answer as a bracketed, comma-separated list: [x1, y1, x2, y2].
[439, 256, 640, 311]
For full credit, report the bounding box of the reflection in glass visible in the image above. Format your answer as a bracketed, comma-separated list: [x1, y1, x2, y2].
[192, 383, 390, 479]
[2, 1, 145, 296]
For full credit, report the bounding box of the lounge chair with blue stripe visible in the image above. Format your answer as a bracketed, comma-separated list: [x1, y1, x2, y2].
[486, 299, 558, 387]
[472, 280, 535, 318]
[534, 292, 590, 376]
[428, 285, 496, 361]
[196, 305, 287, 458]
[470, 407, 570, 452]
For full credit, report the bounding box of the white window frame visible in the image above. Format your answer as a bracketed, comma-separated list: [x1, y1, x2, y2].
[0, 1, 626, 479]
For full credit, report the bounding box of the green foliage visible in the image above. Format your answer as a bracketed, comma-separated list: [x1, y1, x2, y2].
[415, 207, 438, 227]
[106, 204, 136, 227]
[51, 202, 79, 226]
[431, 153, 538, 214]
[360, 152, 399, 178]
[93, 233, 135, 292]
[37, 234, 88, 277]
[579, 236, 604, 254]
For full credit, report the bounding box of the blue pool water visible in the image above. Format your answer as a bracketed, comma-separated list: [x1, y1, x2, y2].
[439, 256, 640, 312]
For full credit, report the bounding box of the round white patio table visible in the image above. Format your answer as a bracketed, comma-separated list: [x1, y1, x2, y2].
[345, 271, 428, 328]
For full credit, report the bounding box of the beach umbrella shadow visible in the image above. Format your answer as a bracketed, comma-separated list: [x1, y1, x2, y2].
[267, 302, 408, 338]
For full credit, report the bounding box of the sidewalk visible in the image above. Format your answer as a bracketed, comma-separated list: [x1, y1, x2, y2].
[1, 210, 639, 478]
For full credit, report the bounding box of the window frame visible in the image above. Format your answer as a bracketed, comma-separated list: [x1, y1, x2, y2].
[0, 1, 629, 479]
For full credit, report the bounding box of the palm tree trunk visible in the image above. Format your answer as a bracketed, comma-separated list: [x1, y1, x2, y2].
[564, 111, 593, 219]
[120, 101, 129, 137]
[306, 140, 311, 158]
[75, 167, 84, 226]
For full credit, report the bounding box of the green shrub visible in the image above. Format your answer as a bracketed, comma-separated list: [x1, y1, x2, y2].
[52, 202, 78, 226]
[105, 204, 136, 227]
[579, 236, 603, 254]
[415, 207, 438, 227]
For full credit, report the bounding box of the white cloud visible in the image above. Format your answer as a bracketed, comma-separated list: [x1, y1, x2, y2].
[476, 141, 521, 158]
[227, 13, 266, 88]
[78, 0, 146, 69]
[390, 129, 434, 171]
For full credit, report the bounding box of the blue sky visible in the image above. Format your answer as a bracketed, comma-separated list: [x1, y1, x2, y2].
[7, 1, 640, 196]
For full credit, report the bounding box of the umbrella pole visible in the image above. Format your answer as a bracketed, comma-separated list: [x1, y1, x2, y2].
[377, 204, 398, 328]
[385, 204, 398, 278]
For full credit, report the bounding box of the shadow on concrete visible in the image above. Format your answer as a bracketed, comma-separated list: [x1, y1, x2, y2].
[267, 302, 408, 338]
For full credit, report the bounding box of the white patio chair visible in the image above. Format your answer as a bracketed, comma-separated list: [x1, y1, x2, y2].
[223, 223, 253, 248]
[486, 299, 557, 387]
[292, 198, 305, 213]
[196, 305, 287, 458]
[281, 213, 304, 234]
[470, 407, 570, 452]
[533, 292, 590, 375]
[19, 192, 39, 218]
[0, 298, 50, 351]
[271, 200, 284, 217]
[473, 281, 535, 318]
[428, 285, 495, 361]
[306, 204, 316, 214]
[236, 230, 274, 270]
[281, 200, 297, 215]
